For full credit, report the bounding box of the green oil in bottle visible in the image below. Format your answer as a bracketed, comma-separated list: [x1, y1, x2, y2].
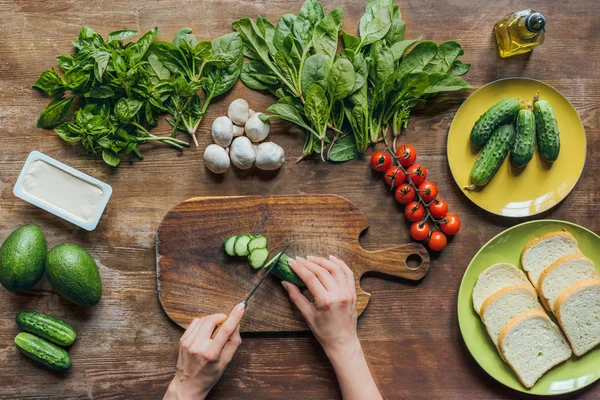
[494, 9, 546, 58]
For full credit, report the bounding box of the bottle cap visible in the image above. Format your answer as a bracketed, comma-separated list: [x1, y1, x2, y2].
[526, 13, 546, 32]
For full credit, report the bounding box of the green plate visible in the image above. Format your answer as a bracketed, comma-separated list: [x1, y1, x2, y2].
[458, 219, 600, 395]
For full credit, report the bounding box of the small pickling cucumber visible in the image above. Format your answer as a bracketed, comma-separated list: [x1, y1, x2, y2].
[248, 248, 269, 269]
[466, 124, 516, 190]
[248, 236, 268, 252]
[533, 98, 560, 162]
[16, 311, 76, 347]
[264, 252, 305, 287]
[14, 332, 72, 372]
[510, 107, 536, 167]
[223, 235, 238, 256]
[233, 235, 252, 256]
[470, 97, 521, 148]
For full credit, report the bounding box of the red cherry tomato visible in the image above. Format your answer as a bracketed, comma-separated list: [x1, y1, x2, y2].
[428, 199, 449, 219]
[428, 231, 447, 251]
[370, 151, 392, 172]
[417, 181, 438, 203]
[395, 184, 416, 204]
[405, 164, 427, 186]
[404, 201, 425, 222]
[384, 166, 406, 188]
[440, 214, 461, 235]
[395, 144, 417, 167]
[410, 221, 431, 241]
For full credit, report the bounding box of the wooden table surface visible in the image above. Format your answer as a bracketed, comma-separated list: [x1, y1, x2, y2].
[0, 0, 598, 399]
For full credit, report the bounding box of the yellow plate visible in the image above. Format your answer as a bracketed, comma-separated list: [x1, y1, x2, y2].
[447, 78, 586, 217]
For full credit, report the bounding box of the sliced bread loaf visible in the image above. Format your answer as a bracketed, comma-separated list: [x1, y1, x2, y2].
[472, 263, 533, 315]
[555, 278, 600, 356]
[538, 254, 600, 310]
[498, 309, 572, 388]
[521, 232, 580, 289]
[481, 285, 542, 346]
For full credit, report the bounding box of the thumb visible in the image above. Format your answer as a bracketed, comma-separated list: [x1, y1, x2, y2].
[282, 281, 315, 319]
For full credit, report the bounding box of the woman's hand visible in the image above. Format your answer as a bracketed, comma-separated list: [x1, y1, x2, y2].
[282, 256, 359, 359]
[164, 303, 245, 400]
[282, 256, 383, 400]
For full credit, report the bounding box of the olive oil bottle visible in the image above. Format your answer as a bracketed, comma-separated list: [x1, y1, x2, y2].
[494, 10, 546, 58]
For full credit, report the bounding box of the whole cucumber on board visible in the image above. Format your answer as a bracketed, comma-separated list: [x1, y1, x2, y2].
[14, 332, 72, 372]
[510, 107, 536, 167]
[533, 96, 560, 162]
[16, 311, 76, 347]
[466, 124, 516, 190]
[470, 97, 521, 149]
[264, 252, 305, 287]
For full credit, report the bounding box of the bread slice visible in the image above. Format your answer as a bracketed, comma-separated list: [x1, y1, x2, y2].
[555, 278, 600, 356]
[498, 309, 572, 388]
[538, 254, 600, 310]
[481, 285, 542, 346]
[521, 231, 580, 289]
[472, 263, 533, 315]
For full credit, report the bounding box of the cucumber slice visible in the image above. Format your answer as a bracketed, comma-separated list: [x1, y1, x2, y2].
[248, 248, 269, 269]
[248, 236, 268, 252]
[233, 235, 252, 256]
[223, 235, 238, 256]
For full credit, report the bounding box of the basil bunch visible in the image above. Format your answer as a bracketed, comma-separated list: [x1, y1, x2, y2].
[234, 0, 472, 161]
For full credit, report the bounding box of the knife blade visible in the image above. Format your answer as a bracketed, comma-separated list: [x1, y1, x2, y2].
[210, 243, 291, 339]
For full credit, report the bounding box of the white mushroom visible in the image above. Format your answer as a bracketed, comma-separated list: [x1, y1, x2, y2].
[211, 116, 233, 147]
[248, 109, 256, 117]
[228, 99, 250, 125]
[255, 142, 285, 171]
[245, 113, 270, 143]
[232, 124, 245, 137]
[252, 144, 259, 154]
[230, 136, 256, 170]
[203, 144, 230, 174]
[225, 147, 230, 154]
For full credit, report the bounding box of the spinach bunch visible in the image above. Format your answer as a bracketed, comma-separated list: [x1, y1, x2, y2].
[233, 0, 356, 161]
[342, 0, 472, 152]
[33, 26, 189, 166]
[149, 29, 243, 146]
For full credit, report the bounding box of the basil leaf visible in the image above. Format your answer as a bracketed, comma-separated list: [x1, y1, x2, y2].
[108, 30, 138, 43]
[102, 150, 121, 167]
[301, 54, 330, 97]
[65, 67, 91, 92]
[274, 14, 296, 51]
[149, 41, 188, 75]
[383, 4, 405, 46]
[449, 60, 471, 76]
[328, 134, 359, 162]
[114, 98, 144, 122]
[127, 27, 158, 64]
[313, 8, 343, 62]
[147, 53, 171, 80]
[56, 55, 76, 73]
[33, 68, 67, 99]
[37, 97, 74, 128]
[359, 0, 393, 47]
[328, 58, 356, 101]
[86, 85, 114, 98]
[304, 84, 328, 135]
[54, 123, 81, 142]
[93, 51, 110, 81]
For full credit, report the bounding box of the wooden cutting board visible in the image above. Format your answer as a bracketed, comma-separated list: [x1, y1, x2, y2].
[156, 195, 430, 332]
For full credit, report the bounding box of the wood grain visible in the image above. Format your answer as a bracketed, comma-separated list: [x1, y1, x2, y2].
[0, 0, 599, 398]
[156, 195, 429, 332]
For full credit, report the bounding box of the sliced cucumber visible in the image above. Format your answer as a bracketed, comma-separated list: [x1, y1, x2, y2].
[263, 252, 305, 287]
[233, 235, 252, 256]
[248, 248, 269, 269]
[263, 251, 282, 270]
[223, 235, 238, 256]
[248, 236, 268, 252]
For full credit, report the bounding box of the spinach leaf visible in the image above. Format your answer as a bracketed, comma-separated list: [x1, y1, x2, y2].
[449, 60, 471, 76]
[33, 68, 68, 98]
[293, 0, 325, 50]
[313, 8, 343, 61]
[301, 54, 330, 97]
[358, 0, 393, 49]
[241, 60, 280, 90]
[396, 41, 438, 78]
[37, 97, 74, 128]
[328, 58, 355, 101]
[341, 30, 361, 52]
[274, 14, 296, 51]
[383, 4, 405, 46]
[389, 36, 422, 62]
[266, 103, 317, 136]
[205, 32, 243, 97]
[304, 84, 329, 136]
[423, 73, 471, 94]
[256, 17, 277, 55]
[328, 134, 358, 162]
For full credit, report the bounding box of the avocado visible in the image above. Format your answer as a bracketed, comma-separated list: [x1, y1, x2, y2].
[0, 225, 47, 292]
[45, 243, 102, 306]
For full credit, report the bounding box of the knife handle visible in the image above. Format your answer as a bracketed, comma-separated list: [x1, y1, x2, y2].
[210, 301, 247, 339]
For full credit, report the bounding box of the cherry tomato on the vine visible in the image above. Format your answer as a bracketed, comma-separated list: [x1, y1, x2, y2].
[404, 201, 425, 222]
[428, 231, 447, 251]
[405, 164, 427, 186]
[370, 151, 392, 172]
[395, 184, 416, 204]
[395, 144, 417, 167]
[417, 181, 438, 203]
[384, 166, 406, 188]
[410, 221, 431, 241]
[428, 199, 449, 219]
[440, 214, 461, 235]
